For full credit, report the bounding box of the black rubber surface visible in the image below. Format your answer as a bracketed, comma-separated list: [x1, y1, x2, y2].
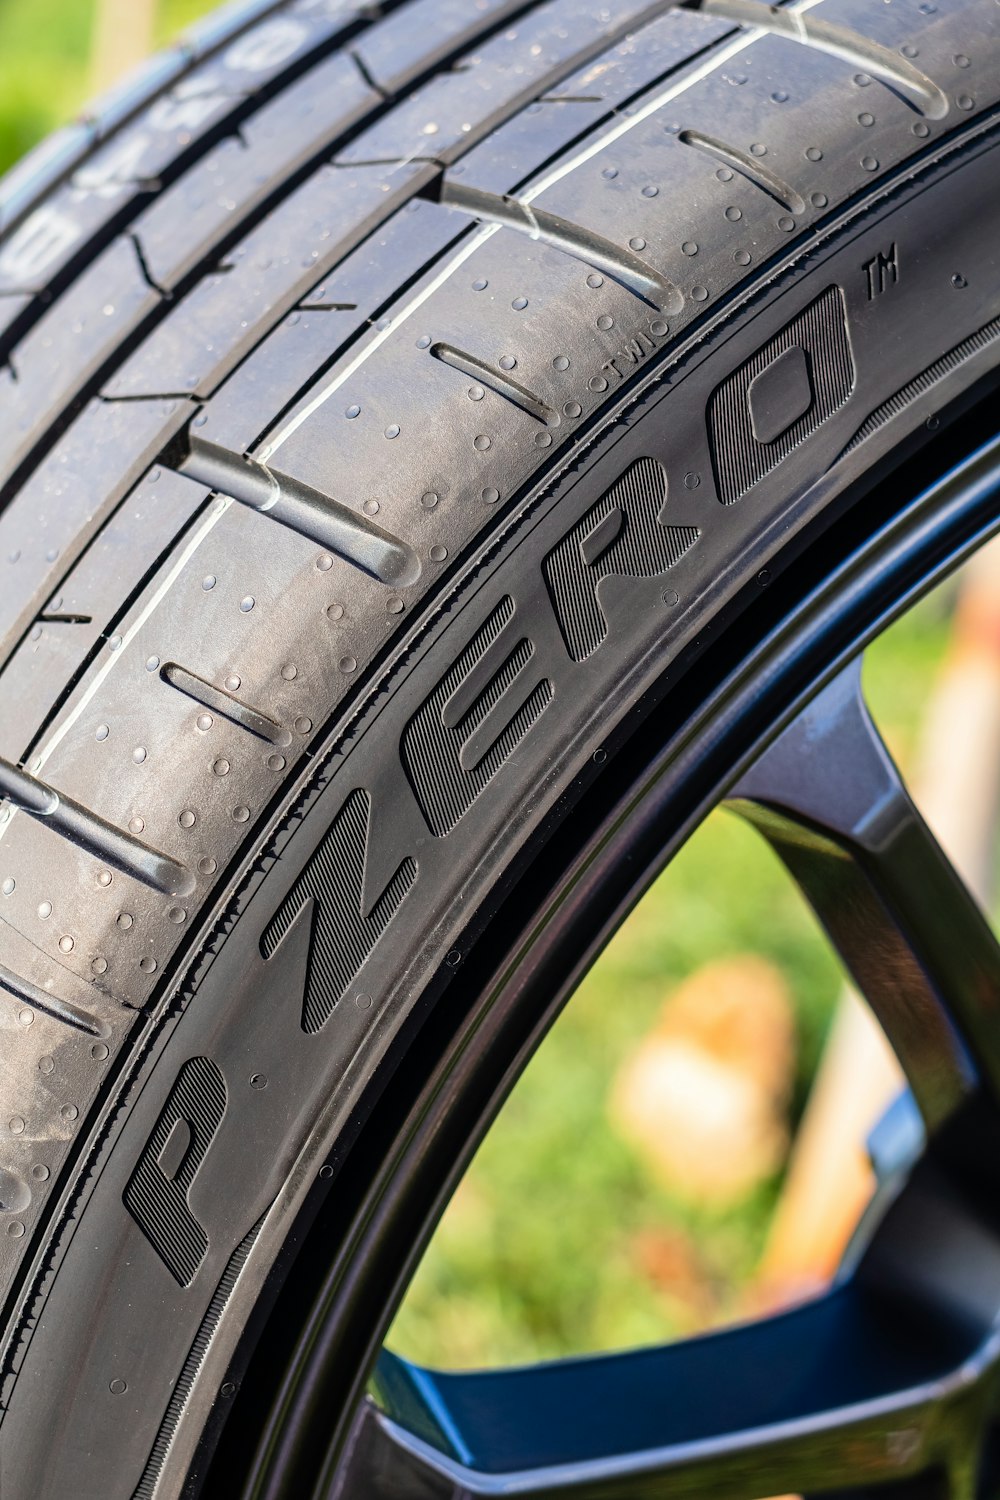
[0, 0, 999, 1494]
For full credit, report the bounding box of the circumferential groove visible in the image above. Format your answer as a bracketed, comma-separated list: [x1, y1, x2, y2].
[161, 663, 292, 747]
[679, 129, 806, 214]
[0, 757, 194, 897]
[175, 437, 421, 589]
[430, 343, 559, 425]
[439, 180, 684, 313]
[690, 0, 949, 118]
[0, 955, 103, 1036]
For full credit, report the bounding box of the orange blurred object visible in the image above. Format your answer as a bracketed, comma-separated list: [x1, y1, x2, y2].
[610, 955, 795, 1205]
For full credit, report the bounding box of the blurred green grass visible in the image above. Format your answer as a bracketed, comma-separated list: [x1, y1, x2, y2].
[0, 0, 216, 177]
[0, 1, 956, 1376]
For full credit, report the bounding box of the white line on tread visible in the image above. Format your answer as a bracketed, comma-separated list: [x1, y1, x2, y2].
[37, 497, 235, 774]
[0, 498, 235, 850]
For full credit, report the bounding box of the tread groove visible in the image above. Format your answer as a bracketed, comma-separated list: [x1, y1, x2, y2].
[430, 341, 559, 425]
[679, 128, 806, 214]
[349, 48, 389, 100]
[690, 0, 949, 118]
[437, 180, 684, 312]
[297, 301, 358, 312]
[161, 662, 292, 745]
[0, 953, 103, 1036]
[128, 233, 170, 298]
[0, 757, 194, 896]
[175, 436, 421, 587]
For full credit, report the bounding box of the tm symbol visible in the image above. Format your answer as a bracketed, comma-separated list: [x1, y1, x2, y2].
[865, 243, 899, 300]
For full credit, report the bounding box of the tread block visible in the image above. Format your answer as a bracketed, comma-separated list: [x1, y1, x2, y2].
[797, 0, 997, 101]
[111, 161, 436, 399]
[177, 439, 420, 585]
[44, 468, 209, 624]
[452, 8, 731, 196]
[182, 0, 310, 59]
[0, 398, 190, 658]
[449, 97, 607, 197]
[0, 120, 97, 239]
[337, 0, 678, 165]
[543, 457, 700, 662]
[194, 306, 366, 452]
[552, 8, 730, 104]
[0, 237, 162, 486]
[0, 471, 209, 762]
[184, 4, 359, 80]
[197, 197, 462, 451]
[85, 43, 194, 140]
[261, 789, 417, 1033]
[353, 0, 528, 94]
[0, 623, 99, 764]
[0, 901, 116, 1034]
[123, 1056, 227, 1285]
[0, 756, 194, 897]
[0, 174, 132, 298]
[263, 219, 660, 559]
[440, 179, 680, 311]
[6, 484, 393, 1009]
[708, 286, 855, 504]
[0, 921, 122, 1281]
[298, 194, 462, 311]
[131, 52, 378, 292]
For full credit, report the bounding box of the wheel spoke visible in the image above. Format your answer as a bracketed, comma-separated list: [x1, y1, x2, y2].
[335, 1143, 1000, 1499]
[727, 661, 1000, 1131]
[337, 1291, 985, 1499]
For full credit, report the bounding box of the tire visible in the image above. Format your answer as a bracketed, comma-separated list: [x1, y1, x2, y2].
[0, 1, 998, 1495]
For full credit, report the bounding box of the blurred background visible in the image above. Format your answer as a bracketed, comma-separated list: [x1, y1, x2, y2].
[0, 0, 216, 176]
[4, 0, 997, 1378]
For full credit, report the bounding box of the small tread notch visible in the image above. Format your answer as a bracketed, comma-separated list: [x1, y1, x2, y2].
[690, 0, 949, 118]
[0, 758, 194, 897]
[679, 130, 806, 215]
[430, 343, 559, 425]
[0, 957, 103, 1036]
[174, 438, 422, 589]
[439, 181, 684, 313]
[161, 664, 292, 747]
